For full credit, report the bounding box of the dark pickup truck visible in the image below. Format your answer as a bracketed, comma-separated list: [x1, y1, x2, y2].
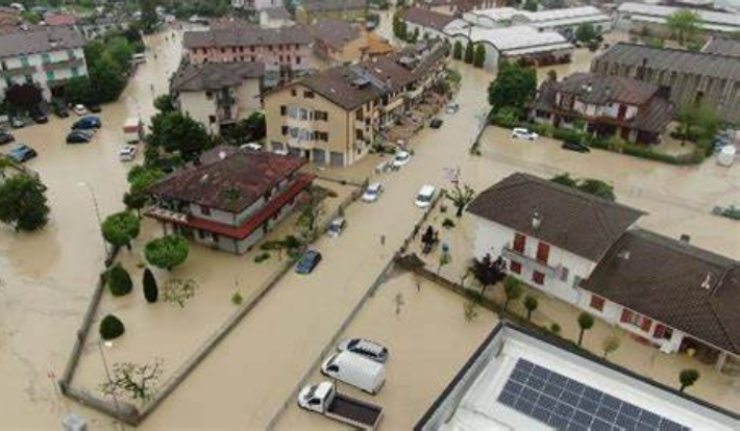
[298, 381, 383, 430]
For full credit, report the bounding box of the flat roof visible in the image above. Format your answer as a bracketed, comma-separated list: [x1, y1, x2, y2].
[467, 6, 610, 26]
[416, 323, 739, 430]
[618, 2, 740, 29]
[445, 24, 572, 53]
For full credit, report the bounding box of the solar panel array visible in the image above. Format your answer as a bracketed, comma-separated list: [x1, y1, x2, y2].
[497, 359, 690, 431]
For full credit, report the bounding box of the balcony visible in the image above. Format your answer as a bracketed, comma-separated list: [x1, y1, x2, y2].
[217, 93, 237, 108]
[502, 246, 557, 278]
[382, 97, 404, 113]
[42, 58, 85, 72]
[0, 65, 37, 78]
[146, 207, 189, 224]
[406, 85, 423, 99]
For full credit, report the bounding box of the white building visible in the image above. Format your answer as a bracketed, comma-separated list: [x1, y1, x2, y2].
[467, 173, 643, 305]
[0, 26, 88, 100]
[466, 6, 613, 37]
[171, 62, 264, 135]
[616, 3, 740, 34]
[416, 323, 739, 430]
[259, 7, 295, 28]
[231, 0, 282, 11]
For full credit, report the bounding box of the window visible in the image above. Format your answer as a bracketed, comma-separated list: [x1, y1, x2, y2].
[590, 295, 605, 311]
[536, 242, 550, 263]
[42, 53, 51, 64]
[71, 67, 79, 77]
[280, 105, 287, 116]
[291, 89, 296, 97]
[209, 115, 216, 123]
[20, 56, 29, 67]
[201, 206, 211, 215]
[559, 266, 569, 282]
[509, 261, 522, 274]
[513, 233, 526, 253]
[304, 90, 314, 98]
[24, 75, 33, 84]
[532, 271, 545, 285]
[620, 309, 652, 331]
[46, 70, 54, 81]
[206, 91, 213, 99]
[67, 49, 75, 60]
[355, 109, 363, 120]
[296, 56, 301, 64]
[355, 129, 363, 139]
[654, 324, 673, 340]
[572, 275, 583, 288]
[281, 126, 288, 136]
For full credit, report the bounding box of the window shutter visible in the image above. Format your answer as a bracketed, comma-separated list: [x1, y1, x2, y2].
[513, 233, 526, 252]
[640, 317, 652, 332]
[620, 309, 632, 323]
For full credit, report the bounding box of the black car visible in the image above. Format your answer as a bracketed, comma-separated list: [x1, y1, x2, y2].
[562, 140, 590, 153]
[88, 104, 102, 113]
[31, 111, 48, 124]
[51, 100, 69, 118]
[66, 130, 93, 144]
[9, 145, 37, 163]
[0, 130, 14, 145]
[429, 118, 443, 129]
[295, 250, 322, 274]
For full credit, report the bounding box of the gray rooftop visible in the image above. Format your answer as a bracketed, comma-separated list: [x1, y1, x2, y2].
[300, 0, 367, 12]
[0, 26, 85, 59]
[702, 37, 740, 58]
[183, 24, 312, 48]
[171, 62, 265, 92]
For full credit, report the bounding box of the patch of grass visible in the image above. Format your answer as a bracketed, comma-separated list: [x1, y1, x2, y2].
[253, 253, 271, 263]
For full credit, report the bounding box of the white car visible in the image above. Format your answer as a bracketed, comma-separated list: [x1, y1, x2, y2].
[511, 128, 538, 140]
[240, 142, 262, 151]
[362, 183, 383, 203]
[392, 151, 411, 168]
[73, 104, 88, 116]
[326, 217, 346, 237]
[445, 102, 459, 115]
[119, 145, 137, 161]
[415, 184, 436, 208]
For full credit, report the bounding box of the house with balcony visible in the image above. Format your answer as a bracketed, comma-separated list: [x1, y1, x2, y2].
[0, 26, 88, 100]
[529, 72, 674, 145]
[580, 229, 740, 373]
[467, 173, 644, 305]
[146, 150, 313, 254]
[263, 42, 448, 167]
[182, 24, 312, 87]
[171, 61, 265, 135]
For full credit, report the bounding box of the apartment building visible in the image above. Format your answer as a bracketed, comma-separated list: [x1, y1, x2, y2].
[182, 24, 312, 87]
[171, 62, 264, 135]
[295, 0, 367, 25]
[0, 26, 88, 100]
[309, 19, 394, 65]
[263, 42, 448, 167]
[146, 150, 313, 254]
[529, 72, 674, 144]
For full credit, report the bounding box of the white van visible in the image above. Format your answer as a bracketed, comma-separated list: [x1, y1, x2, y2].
[321, 351, 386, 394]
[415, 184, 436, 208]
[123, 117, 143, 143]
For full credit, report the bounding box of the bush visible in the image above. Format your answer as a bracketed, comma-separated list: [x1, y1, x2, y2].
[143, 268, 158, 303]
[550, 323, 561, 335]
[254, 252, 271, 263]
[99, 314, 125, 340]
[442, 218, 455, 229]
[107, 264, 133, 297]
[144, 235, 189, 270]
[231, 292, 244, 305]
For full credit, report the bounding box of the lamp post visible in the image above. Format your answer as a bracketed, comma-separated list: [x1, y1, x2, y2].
[78, 182, 108, 254]
[98, 340, 125, 431]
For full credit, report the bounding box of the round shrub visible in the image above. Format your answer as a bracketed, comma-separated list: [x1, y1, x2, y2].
[144, 235, 189, 270]
[107, 264, 133, 296]
[99, 314, 125, 340]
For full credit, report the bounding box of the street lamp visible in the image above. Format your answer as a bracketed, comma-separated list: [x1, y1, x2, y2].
[78, 182, 108, 254]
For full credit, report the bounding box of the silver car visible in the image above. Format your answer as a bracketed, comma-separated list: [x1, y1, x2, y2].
[337, 338, 389, 363]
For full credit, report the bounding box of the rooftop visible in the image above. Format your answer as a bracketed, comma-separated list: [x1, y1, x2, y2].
[582, 229, 740, 355]
[702, 36, 740, 58]
[147, 151, 307, 213]
[468, 6, 610, 28]
[309, 19, 361, 51]
[592, 42, 740, 82]
[261, 6, 292, 20]
[445, 23, 573, 54]
[416, 323, 739, 430]
[618, 2, 740, 30]
[402, 7, 457, 31]
[171, 62, 264, 92]
[467, 173, 644, 261]
[183, 24, 312, 49]
[300, 0, 367, 12]
[43, 12, 77, 26]
[0, 26, 85, 59]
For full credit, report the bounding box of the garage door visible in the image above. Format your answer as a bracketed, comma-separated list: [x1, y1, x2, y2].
[329, 151, 344, 167]
[312, 148, 326, 164]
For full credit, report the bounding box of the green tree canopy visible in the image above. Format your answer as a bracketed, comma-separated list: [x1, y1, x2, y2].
[0, 174, 50, 231]
[666, 10, 701, 45]
[464, 41, 474, 64]
[153, 94, 176, 113]
[577, 312, 595, 346]
[3, 83, 43, 114]
[523, 0, 538, 11]
[453, 40, 463, 60]
[473, 44, 486, 68]
[575, 23, 598, 43]
[503, 276, 523, 311]
[148, 111, 212, 161]
[487, 62, 537, 114]
[577, 179, 616, 202]
[144, 235, 189, 270]
[102, 211, 141, 250]
[128, 165, 165, 193]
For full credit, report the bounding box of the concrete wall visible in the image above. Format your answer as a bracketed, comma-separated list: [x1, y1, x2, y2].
[178, 91, 218, 134]
[0, 46, 88, 99]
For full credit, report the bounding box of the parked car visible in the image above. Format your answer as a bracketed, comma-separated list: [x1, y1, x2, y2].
[240, 142, 262, 152]
[72, 104, 88, 116]
[362, 183, 383, 203]
[717, 145, 736, 167]
[327, 217, 346, 237]
[31, 110, 48, 124]
[415, 184, 436, 208]
[296, 250, 322, 274]
[51, 100, 69, 118]
[72, 116, 102, 130]
[445, 102, 459, 115]
[429, 118, 443, 129]
[391, 151, 411, 168]
[8, 144, 37, 162]
[321, 351, 386, 394]
[119, 145, 137, 161]
[66, 130, 93, 144]
[10, 117, 25, 129]
[511, 128, 538, 140]
[297, 382, 383, 430]
[88, 104, 102, 113]
[337, 338, 389, 363]
[561, 140, 590, 153]
[0, 130, 14, 145]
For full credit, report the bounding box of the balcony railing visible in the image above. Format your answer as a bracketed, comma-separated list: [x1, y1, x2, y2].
[502, 246, 557, 278]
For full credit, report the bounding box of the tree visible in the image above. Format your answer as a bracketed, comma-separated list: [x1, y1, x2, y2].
[464, 41, 474, 64]
[153, 94, 175, 113]
[577, 179, 615, 202]
[100, 359, 164, 404]
[128, 165, 165, 193]
[161, 278, 197, 308]
[144, 235, 189, 270]
[0, 174, 50, 231]
[678, 369, 700, 392]
[392, 13, 407, 41]
[473, 44, 486, 68]
[577, 312, 594, 346]
[463, 296, 479, 322]
[550, 173, 578, 187]
[575, 23, 598, 43]
[123, 191, 149, 215]
[677, 104, 720, 143]
[3, 83, 43, 114]
[143, 268, 158, 303]
[602, 334, 621, 359]
[503, 276, 523, 311]
[107, 263, 133, 296]
[438, 250, 452, 274]
[523, 0, 538, 11]
[102, 211, 140, 250]
[148, 111, 212, 161]
[666, 10, 701, 45]
[547, 69, 557, 82]
[63, 77, 95, 106]
[487, 62, 537, 114]
[410, 27, 420, 43]
[139, 0, 160, 33]
[99, 314, 125, 340]
[471, 253, 506, 296]
[453, 40, 463, 60]
[447, 183, 475, 217]
[88, 54, 127, 104]
[523, 295, 538, 321]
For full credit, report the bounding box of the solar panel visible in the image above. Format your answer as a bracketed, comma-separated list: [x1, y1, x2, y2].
[497, 359, 691, 431]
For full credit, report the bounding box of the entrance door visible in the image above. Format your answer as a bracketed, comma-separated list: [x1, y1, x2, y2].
[312, 148, 326, 164]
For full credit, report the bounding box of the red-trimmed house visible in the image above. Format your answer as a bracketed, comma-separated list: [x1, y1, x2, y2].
[146, 150, 313, 254]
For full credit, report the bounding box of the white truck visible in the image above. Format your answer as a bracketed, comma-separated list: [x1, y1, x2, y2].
[297, 381, 383, 430]
[123, 117, 143, 143]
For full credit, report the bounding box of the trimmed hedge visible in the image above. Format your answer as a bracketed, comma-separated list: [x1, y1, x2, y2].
[99, 314, 125, 340]
[107, 263, 133, 297]
[143, 268, 158, 303]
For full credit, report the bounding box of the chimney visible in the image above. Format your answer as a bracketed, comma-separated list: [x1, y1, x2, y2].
[617, 249, 630, 260]
[531, 211, 542, 230]
[680, 234, 690, 243]
[218, 150, 227, 160]
[701, 273, 713, 290]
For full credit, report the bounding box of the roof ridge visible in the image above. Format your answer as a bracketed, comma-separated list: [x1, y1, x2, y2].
[607, 42, 740, 62]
